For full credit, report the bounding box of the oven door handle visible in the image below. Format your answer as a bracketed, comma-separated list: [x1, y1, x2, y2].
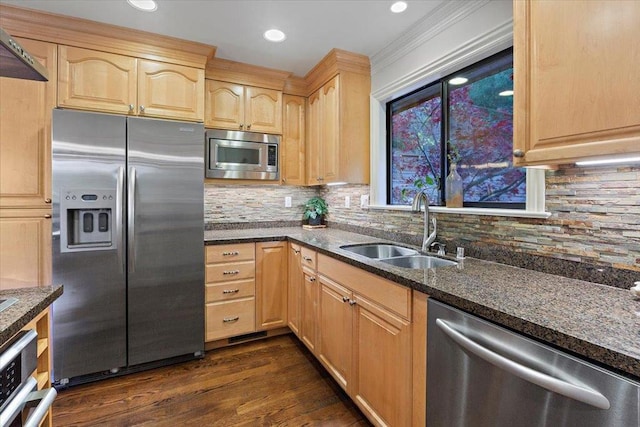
[0, 376, 37, 425]
[23, 387, 58, 427]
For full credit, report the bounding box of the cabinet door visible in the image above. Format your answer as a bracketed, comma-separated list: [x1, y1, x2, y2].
[287, 243, 303, 336]
[318, 275, 352, 391]
[514, 0, 640, 165]
[137, 60, 204, 121]
[320, 75, 340, 183]
[0, 38, 56, 209]
[306, 90, 322, 185]
[58, 46, 137, 115]
[204, 80, 244, 130]
[301, 267, 319, 353]
[282, 95, 306, 185]
[352, 295, 411, 427]
[0, 210, 51, 290]
[244, 86, 282, 134]
[255, 241, 288, 331]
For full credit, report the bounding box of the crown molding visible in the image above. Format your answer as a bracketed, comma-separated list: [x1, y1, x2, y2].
[206, 57, 292, 90]
[371, 0, 490, 76]
[372, 19, 513, 101]
[0, 4, 215, 68]
[304, 48, 371, 95]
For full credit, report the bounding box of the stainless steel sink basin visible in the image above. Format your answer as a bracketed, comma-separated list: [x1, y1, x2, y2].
[340, 243, 419, 259]
[381, 255, 457, 269]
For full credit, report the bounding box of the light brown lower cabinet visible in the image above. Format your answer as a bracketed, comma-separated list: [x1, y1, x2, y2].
[287, 243, 303, 335]
[255, 241, 288, 330]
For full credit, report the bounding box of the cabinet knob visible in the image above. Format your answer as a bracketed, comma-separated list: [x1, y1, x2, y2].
[129, 104, 134, 112]
[139, 105, 145, 113]
[317, 177, 323, 182]
[303, 256, 312, 262]
[513, 149, 525, 158]
[44, 198, 52, 204]
[247, 124, 252, 130]
[292, 249, 300, 255]
[349, 299, 357, 306]
[342, 296, 349, 303]
[309, 276, 316, 282]
[239, 124, 244, 129]
[44, 214, 52, 219]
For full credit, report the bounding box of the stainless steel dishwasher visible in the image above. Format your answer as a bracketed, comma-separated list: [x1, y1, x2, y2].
[427, 300, 640, 426]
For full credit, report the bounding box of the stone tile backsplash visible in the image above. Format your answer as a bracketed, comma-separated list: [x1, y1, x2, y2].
[204, 164, 640, 284]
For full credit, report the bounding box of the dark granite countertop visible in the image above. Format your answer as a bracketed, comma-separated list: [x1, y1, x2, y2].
[205, 227, 640, 380]
[0, 285, 63, 345]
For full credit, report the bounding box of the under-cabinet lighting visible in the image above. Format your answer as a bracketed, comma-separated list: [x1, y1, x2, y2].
[264, 29, 286, 42]
[126, 0, 157, 12]
[499, 90, 514, 96]
[448, 77, 468, 85]
[326, 182, 347, 186]
[390, 1, 408, 13]
[576, 156, 640, 166]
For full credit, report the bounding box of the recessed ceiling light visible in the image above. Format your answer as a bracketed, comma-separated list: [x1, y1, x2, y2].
[127, 0, 157, 12]
[264, 29, 286, 43]
[390, 1, 408, 13]
[499, 90, 514, 96]
[448, 77, 468, 85]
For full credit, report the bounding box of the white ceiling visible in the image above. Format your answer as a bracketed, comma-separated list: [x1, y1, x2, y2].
[1, 0, 444, 76]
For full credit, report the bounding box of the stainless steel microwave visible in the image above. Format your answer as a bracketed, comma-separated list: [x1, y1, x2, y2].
[205, 129, 279, 180]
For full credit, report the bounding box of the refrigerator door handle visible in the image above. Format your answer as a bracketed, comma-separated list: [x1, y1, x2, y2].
[435, 318, 611, 410]
[116, 166, 125, 273]
[127, 166, 137, 273]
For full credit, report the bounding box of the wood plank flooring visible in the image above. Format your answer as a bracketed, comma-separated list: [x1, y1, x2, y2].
[53, 334, 372, 426]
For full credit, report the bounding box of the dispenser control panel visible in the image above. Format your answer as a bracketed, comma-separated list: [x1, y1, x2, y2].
[59, 189, 117, 253]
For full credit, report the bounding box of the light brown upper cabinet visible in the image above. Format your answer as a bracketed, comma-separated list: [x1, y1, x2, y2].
[306, 73, 370, 185]
[513, 0, 640, 166]
[205, 80, 283, 134]
[0, 38, 56, 209]
[58, 46, 204, 122]
[281, 95, 306, 185]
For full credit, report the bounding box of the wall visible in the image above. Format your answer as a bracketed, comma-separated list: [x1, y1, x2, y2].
[204, 184, 317, 227]
[320, 164, 640, 275]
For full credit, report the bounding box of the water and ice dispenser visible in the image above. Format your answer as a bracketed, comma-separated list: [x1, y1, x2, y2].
[59, 189, 117, 252]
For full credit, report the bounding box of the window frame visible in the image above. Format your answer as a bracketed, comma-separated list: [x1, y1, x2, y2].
[386, 48, 526, 209]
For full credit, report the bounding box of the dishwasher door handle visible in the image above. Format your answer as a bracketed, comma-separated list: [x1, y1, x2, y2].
[436, 318, 611, 410]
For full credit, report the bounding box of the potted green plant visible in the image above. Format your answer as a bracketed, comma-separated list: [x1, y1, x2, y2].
[303, 196, 328, 226]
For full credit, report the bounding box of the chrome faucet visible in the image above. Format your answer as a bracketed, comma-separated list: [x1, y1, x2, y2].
[411, 189, 437, 252]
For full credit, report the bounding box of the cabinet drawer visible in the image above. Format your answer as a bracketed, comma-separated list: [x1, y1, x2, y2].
[206, 298, 255, 341]
[300, 246, 317, 270]
[206, 243, 255, 263]
[206, 279, 255, 303]
[206, 260, 255, 283]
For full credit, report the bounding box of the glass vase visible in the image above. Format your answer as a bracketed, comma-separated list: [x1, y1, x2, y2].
[445, 163, 463, 208]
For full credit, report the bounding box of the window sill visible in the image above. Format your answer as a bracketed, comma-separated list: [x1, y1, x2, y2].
[368, 204, 552, 219]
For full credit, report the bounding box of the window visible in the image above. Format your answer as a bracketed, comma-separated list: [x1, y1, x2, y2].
[387, 48, 525, 208]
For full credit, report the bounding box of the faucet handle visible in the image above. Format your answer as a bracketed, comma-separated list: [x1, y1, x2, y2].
[431, 242, 446, 256]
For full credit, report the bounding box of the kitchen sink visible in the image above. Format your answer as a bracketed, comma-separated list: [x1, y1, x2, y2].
[381, 255, 457, 269]
[340, 243, 419, 259]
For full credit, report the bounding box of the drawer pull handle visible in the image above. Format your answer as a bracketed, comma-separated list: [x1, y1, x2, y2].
[223, 316, 240, 323]
[223, 289, 240, 294]
[222, 251, 240, 256]
[303, 256, 312, 262]
[223, 270, 240, 275]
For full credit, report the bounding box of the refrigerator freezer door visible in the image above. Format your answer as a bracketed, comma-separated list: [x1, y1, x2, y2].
[126, 117, 205, 365]
[52, 109, 127, 381]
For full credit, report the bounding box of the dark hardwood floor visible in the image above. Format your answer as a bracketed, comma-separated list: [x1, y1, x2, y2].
[53, 334, 372, 426]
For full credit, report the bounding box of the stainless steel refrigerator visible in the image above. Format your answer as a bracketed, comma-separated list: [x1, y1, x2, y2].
[51, 109, 204, 385]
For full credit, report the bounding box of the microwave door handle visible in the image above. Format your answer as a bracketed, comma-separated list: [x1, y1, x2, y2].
[22, 387, 58, 427]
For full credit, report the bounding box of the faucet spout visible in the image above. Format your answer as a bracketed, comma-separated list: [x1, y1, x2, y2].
[412, 189, 437, 252]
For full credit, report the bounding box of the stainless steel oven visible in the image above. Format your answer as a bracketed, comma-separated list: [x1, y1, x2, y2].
[0, 330, 57, 427]
[205, 129, 279, 180]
